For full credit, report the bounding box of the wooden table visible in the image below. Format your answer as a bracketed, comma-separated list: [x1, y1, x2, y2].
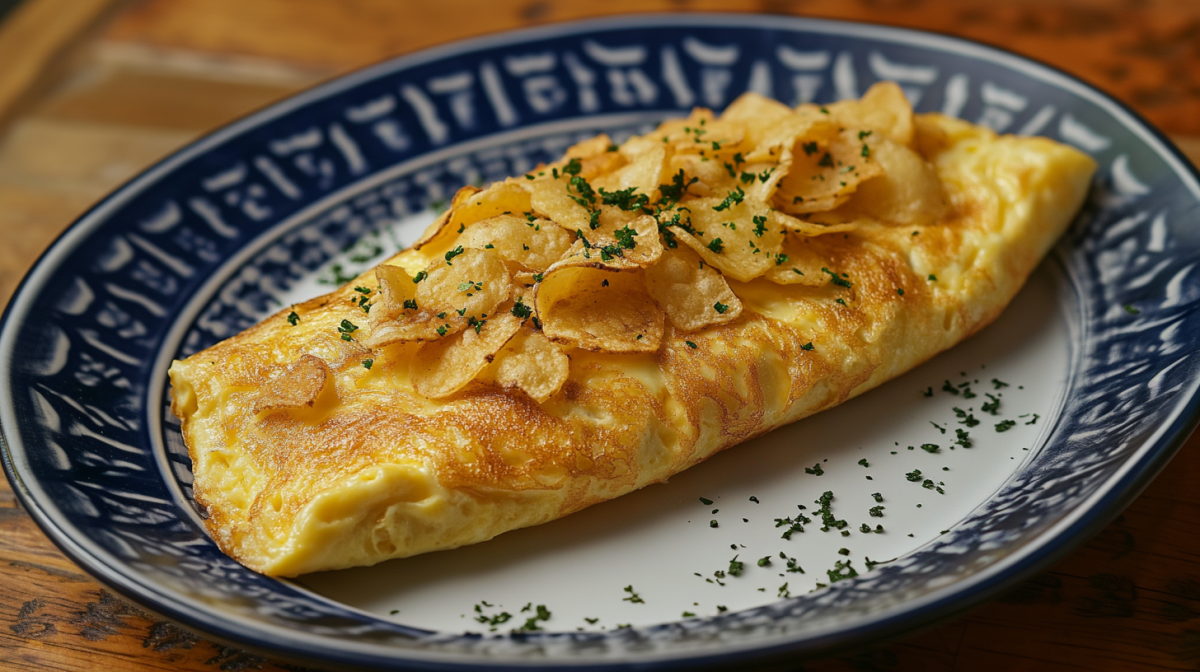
[2, 1, 1199, 669]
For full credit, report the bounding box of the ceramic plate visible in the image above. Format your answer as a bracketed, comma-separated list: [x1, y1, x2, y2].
[4, 14, 1199, 671]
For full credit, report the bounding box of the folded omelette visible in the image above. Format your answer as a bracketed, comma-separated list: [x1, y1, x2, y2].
[169, 83, 1096, 576]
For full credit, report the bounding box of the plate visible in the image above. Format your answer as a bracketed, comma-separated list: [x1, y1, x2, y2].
[4, 13, 1200, 671]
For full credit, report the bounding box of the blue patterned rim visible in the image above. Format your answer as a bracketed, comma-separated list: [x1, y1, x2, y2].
[3, 13, 1200, 670]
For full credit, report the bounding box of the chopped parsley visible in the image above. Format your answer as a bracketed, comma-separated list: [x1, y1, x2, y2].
[337, 319, 359, 341]
[920, 443, 940, 453]
[286, 311, 299, 326]
[801, 141, 818, 156]
[858, 458, 869, 467]
[444, 246, 465, 264]
[600, 186, 649, 211]
[402, 299, 418, 310]
[516, 604, 552, 632]
[727, 556, 744, 577]
[658, 169, 699, 206]
[905, 469, 923, 482]
[814, 490, 847, 532]
[1124, 303, 1140, 315]
[412, 270, 428, 283]
[712, 186, 746, 212]
[928, 274, 937, 281]
[362, 358, 373, 370]
[996, 419, 1017, 432]
[707, 237, 724, 253]
[869, 505, 885, 517]
[817, 152, 834, 168]
[699, 497, 713, 505]
[871, 493, 883, 502]
[511, 299, 532, 319]
[955, 428, 972, 448]
[714, 301, 729, 314]
[821, 267, 852, 288]
[686, 340, 698, 349]
[775, 253, 790, 266]
[981, 393, 1001, 415]
[757, 556, 772, 567]
[801, 342, 814, 351]
[826, 559, 859, 583]
[709, 520, 719, 528]
[622, 586, 645, 604]
[805, 463, 824, 476]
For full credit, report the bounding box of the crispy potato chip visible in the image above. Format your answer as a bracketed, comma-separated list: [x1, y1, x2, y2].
[478, 326, 569, 402]
[720, 93, 793, 147]
[457, 214, 572, 271]
[772, 211, 861, 237]
[827, 81, 915, 147]
[565, 133, 614, 159]
[669, 194, 786, 282]
[415, 247, 511, 328]
[413, 183, 533, 255]
[827, 139, 947, 226]
[653, 110, 745, 157]
[410, 310, 524, 399]
[523, 176, 594, 232]
[373, 264, 417, 317]
[366, 264, 444, 346]
[559, 213, 662, 269]
[644, 246, 742, 331]
[773, 127, 885, 214]
[763, 234, 838, 286]
[593, 145, 665, 197]
[536, 266, 663, 353]
[251, 354, 330, 414]
[741, 110, 830, 164]
[563, 134, 627, 179]
[664, 153, 732, 199]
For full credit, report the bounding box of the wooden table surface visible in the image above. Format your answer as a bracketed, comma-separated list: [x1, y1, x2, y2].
[3, 1, 1200, 670]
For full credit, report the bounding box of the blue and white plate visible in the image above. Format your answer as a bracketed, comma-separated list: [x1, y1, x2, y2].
[3, 14, 1199, 671]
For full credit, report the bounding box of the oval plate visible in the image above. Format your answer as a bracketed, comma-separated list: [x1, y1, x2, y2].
[3, 13, 1199, 671]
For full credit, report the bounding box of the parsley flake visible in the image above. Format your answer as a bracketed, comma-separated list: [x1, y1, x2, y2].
[286, 311, 299, 326]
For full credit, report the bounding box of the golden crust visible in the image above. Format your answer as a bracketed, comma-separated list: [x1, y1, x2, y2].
[168, 107, 1096, 576]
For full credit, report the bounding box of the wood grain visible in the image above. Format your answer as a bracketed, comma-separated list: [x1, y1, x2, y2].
[0, 0, 126, 134]
[2, 0, 1200, 670]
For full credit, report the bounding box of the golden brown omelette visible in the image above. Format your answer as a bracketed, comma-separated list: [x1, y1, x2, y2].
[168, 83, 1096, 576]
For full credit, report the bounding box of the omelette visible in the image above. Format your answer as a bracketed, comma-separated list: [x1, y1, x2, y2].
[169, 83, 1096, 576]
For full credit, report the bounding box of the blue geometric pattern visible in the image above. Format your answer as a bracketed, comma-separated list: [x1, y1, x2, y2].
[3, 15, 1199, 669]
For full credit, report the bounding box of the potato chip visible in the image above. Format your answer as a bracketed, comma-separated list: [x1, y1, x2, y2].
[773, 127, 884, 214]
[669, 194, 785, 282]
[536, 265, 663, 353]
[415, 247, 511, 330]
[772, 210, 861, 237]
[653, 110, 745, 157]
[565, 133, 614, 159]
[523, 176, 594, 232]
[720, 93, 793, 138]
[763, 233, 838, 286]
[457, 214, 572, 271]
[592, 145, 665, 197]
[479, 326, 569, 402]
[664, 153, 732, 199]
[410, 310, 524, 399]
[644, 246, 742, 331]
[365, 264, 444, 347]
[413, 183, 532, 254]
[826, 139, 947, 226]
[559, 213, 662, 269]
[741, 110, 830, 164]
[827, 81, 915, 147]
[373, 264, 417, 317]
